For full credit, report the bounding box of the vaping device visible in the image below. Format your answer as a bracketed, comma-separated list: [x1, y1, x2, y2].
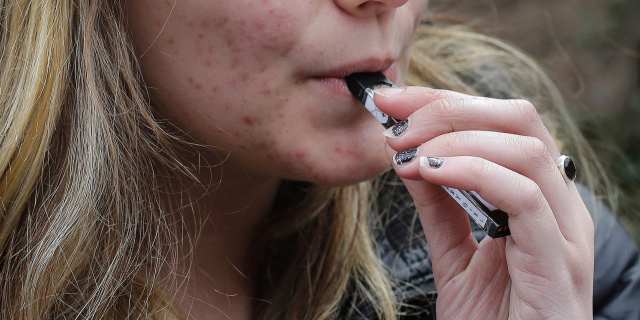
[345, 72, 510, 238]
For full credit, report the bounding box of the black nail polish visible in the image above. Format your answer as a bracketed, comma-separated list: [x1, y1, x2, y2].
[391, 118, 409, 137]
[394, 148, 418, 166]
[427, 157, 445, 168]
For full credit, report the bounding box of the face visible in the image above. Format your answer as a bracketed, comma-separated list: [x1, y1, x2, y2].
[127, 0, 429, 186]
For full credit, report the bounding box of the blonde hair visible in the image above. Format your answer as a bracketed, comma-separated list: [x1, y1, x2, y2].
[0, 2, 612, 319]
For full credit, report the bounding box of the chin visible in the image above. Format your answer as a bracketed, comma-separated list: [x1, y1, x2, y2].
[299, 155, 391, 187]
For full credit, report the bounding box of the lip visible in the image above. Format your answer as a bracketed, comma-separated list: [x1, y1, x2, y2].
[311, 58, 397, 81]
[309, 60, 398, 98]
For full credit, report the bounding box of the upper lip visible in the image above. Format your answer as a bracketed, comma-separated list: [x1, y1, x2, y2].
[311, 58, 395, 79]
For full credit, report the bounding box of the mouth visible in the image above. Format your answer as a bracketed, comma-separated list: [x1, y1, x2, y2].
[308, 60, 398, 98]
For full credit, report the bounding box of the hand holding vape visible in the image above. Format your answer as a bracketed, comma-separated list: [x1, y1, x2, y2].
[345, 72, 510, 238]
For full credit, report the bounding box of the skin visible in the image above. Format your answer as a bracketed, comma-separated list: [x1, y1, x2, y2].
[126, 0, 594, 319]
[376, 89, 594, 318]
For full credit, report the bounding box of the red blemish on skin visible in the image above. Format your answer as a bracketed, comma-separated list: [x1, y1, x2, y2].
[167, 39, 175, 45]
[195, 84, 202, 89]
[260, 88, 271, 96]
[226, 38, 234, 47]
[187, 21, 194, 27]
[269, 9, 274, 14]
[231, 58, 240, 69]
[212, 86, 220, 93]
[197, 34, 204, 38]
[208, 46, 214, 54]
[295, 149, 307, 158]
[188, 77, 194, 84]
[239, 73, 249, 82]
[165, 0, 171, 6]
[206, 61, 212, 67]
[244, 117, 254, 126]
[155, 22, 162, 28]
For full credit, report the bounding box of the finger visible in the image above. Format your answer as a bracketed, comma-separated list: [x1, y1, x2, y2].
[416, 155, 566, 256]
[397, 177, 483, 287]
[384, 145, 482, 280]
[375, 88, 560, 159]
[387, 131, 587, 242]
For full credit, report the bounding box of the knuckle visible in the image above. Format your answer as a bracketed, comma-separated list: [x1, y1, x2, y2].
[430, 98, 465, 119]
[518, 179, 547, 213]
[512, 99, 543, 125]
[436, 132, 470, 152]
[467, 157, 494, 182]
[519, 136, 551, 168]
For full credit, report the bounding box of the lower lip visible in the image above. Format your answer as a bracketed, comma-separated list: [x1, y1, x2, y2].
[310, 77, 352, 98]
[310, 64, 398, 98]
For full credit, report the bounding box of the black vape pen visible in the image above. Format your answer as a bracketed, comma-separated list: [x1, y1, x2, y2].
[345, 72, 510, 238]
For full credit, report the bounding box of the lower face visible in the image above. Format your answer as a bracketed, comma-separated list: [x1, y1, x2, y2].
[127, 0, 429, 186]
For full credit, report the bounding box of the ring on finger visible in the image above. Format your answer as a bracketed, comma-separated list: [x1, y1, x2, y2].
[555, 155, 577, 182]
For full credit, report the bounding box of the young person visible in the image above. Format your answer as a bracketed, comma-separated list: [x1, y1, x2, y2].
[1, 0, 638, 319]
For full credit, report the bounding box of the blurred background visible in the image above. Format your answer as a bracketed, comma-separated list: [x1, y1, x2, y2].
[428, 0, 640, 241]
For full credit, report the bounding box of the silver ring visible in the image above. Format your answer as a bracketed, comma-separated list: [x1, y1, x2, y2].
[555, 155, 577, 182]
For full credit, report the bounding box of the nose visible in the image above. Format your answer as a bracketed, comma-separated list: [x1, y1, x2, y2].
[335, 0, 410, 17]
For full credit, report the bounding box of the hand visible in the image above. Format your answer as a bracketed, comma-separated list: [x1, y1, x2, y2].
[375, 87, 594, 319]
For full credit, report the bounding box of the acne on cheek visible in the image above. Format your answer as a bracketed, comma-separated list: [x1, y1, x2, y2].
[294, 149, 307, 159]
[187, 77, 204, 90]
[243, 117, 255, 126]
[168, 2, 301, 97]
[194, 4, 296, 57]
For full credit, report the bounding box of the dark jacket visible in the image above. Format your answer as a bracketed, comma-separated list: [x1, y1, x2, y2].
[351, 173, 640, 319]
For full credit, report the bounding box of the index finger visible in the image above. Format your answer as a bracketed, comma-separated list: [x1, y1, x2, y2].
[373, 86, 465, 119]
[374, 86, 562, 161]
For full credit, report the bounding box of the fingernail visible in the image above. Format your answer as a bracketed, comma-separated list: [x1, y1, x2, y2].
[394, 147, 419, 166]
[420, 156, 445, 169]
[382, 118, 410, 138]
[374, 87, 405, 97]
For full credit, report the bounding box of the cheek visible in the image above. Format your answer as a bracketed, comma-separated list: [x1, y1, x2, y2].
[177, 0, 300, 71]
[131, 0, 305, 139]
[134, 0, 305, 89]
